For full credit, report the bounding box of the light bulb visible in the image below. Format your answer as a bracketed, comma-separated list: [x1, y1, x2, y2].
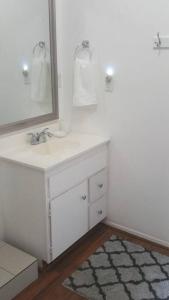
[106, 67, 114, 77]
[22, 64, 29, 77]
[23, 64, 28, 72]
[105, 66, 115, 92]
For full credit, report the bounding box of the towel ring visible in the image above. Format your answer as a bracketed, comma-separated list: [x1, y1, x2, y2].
[33, 41, 47, 57]
[74, 40, 92, 60]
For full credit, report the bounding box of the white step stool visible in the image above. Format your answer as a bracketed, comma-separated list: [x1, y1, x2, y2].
[0, 241, 38, 300]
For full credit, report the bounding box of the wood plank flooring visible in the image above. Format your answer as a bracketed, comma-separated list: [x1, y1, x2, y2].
[14, 224, 169, 300]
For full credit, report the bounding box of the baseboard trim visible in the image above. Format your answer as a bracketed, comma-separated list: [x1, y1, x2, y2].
[104, 219, 169, 249]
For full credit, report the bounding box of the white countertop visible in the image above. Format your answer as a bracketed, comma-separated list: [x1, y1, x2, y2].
[0, 132, 110, 171]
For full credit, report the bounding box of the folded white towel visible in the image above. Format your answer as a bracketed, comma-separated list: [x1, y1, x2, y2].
[31, 50, 51, 103]
[73, 57, 97, 107]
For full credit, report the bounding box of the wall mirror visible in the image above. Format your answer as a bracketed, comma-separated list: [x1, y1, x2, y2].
[0, 0, 58, 134]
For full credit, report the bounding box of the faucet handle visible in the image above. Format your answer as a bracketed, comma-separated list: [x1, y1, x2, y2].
[41, 128, 53, 138]
[41, 128, 49, 134]
[27, 132, 38, 145]
[46, 131, 53, 138]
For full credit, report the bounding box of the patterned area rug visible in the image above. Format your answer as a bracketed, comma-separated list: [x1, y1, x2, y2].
[63, 235, 169, 300]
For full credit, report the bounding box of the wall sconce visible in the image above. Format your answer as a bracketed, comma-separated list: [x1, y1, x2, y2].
[22, 64, 30, 84]
[22, 64, 29, 77]
[105, 67, 114, 92]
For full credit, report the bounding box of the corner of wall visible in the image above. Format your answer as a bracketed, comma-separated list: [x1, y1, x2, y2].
[0, 208, 4, 240]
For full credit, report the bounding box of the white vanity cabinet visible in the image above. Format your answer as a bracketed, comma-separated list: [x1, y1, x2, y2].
[1, 136, 109, 264]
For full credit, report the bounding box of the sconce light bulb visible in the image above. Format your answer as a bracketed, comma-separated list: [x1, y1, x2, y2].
[22, 64, 29, 77]
[23, 64, 28, 72]
[105, 66, 114, 92]
[106, 67, 114, 77]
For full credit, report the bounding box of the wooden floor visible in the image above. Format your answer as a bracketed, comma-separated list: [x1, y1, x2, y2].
[14, 224, 169, 300]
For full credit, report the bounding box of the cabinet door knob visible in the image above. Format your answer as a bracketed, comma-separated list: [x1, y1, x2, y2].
[98, 210, 103, 215]
[82, 195, 87, 200]
[98, 184, 103, 189]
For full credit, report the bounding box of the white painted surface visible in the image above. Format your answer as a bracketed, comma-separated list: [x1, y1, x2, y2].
[56, 0, 169, 245]
[0, 205, 4, 241]
[1, 139, 108, 263]
[89, 196, 107, 230]
[0, 120, 58, 240]
[1, 162, 48, 261]
[89, 169, 107, 203]
[105, 220, 169, 249]
[0, 123, 109, 242]
[0, 131, 109, 171]
[49, 146, 108, 199]
[51, 181, 88, 260]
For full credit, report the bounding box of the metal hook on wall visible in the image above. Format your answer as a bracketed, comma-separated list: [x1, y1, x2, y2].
[153, 32, 169, 50]
[154, 32, 162, 48]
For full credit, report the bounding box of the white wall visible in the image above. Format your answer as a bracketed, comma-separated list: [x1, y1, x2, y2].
[57, 0, 169, 245]
[0, 203, 4, 239]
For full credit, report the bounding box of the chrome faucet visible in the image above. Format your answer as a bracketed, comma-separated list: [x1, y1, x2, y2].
[28, 128, 53, 145]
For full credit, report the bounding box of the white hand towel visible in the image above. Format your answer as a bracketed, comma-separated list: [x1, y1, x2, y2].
[31, 51, 51, 103]
[73, 57, 97, 107]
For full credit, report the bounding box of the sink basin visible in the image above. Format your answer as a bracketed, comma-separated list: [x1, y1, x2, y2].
[31, 139, 80, 156]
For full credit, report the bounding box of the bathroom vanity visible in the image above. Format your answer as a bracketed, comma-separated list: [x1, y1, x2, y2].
[0, 132, 109, 263]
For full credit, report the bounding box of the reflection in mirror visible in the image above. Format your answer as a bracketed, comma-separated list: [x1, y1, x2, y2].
[0, 0, 58, 133]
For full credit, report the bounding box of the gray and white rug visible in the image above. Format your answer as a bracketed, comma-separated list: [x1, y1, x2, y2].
[63, 235, 169, 300]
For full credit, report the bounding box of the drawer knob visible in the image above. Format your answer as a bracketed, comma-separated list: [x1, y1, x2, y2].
[98, 210, 103, 215]
[82, 195, 87, 200]
[98, 184, 103, 189]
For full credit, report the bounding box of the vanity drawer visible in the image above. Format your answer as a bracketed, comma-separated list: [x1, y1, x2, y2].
[89, 196, 107, 229]
[89, 169, 107, 203]
[48, 147, 107, 199]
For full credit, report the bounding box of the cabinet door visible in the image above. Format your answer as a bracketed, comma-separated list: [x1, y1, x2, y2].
[50, 181, 88, 260]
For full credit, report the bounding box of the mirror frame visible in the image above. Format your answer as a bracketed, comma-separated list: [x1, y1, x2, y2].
[0, 0, 58, 135]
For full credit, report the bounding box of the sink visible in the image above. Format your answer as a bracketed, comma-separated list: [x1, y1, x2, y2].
[31, 139, 80, 156]
[0, 138, 80, 160]
[0, 132, 109, 170]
